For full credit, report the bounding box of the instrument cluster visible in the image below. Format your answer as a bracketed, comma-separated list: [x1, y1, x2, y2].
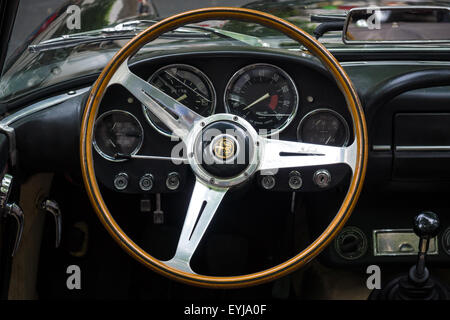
[93, 62, 351, 163]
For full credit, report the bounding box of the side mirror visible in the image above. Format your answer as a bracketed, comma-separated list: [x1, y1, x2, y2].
[343, 6, 450, 44]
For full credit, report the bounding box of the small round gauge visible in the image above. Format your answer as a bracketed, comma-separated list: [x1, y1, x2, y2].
[93, 110, 144, 161]
[143, 64, 216, 136]
[297, 109, 350, 147]
[224, 63, 298, 136]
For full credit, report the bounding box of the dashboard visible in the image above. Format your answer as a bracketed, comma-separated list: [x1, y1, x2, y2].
[5, 47, 450, 270]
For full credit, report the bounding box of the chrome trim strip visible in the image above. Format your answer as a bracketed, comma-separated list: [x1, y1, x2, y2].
[372, 145, 391, 151]
[0, 88, 90, 126]
[0, 87, 90, 167]
[330, 47, 450, 53]
[341, 61, 450, 67]
[373, 229, 438, 257]
[396, 145, 450, 151]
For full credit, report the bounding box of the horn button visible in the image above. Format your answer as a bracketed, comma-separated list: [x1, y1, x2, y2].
[194, 121, 252, 179]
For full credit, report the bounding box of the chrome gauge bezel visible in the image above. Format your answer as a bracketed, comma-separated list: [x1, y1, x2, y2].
[142, 64, 217, 138]
[297, 108, 350, 147]
[223, 63, 299, 137]
[93, 109, 144, 162]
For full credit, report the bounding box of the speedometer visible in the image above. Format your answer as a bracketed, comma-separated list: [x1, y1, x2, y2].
[143, 64, 216, 137]
[224, 63, 298, 136]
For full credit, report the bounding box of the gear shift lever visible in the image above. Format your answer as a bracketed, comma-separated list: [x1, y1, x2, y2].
[370, 211, 449, 300]
[411, 212, 440, 282]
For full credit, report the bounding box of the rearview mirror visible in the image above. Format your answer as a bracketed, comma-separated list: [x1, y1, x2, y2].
[343, 6, 450, 44]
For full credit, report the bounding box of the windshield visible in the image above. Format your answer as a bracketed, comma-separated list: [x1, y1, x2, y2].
[1, 0, 450, 103]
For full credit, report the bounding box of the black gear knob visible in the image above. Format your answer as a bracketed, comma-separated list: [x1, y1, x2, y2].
[413, 211, 440, 238]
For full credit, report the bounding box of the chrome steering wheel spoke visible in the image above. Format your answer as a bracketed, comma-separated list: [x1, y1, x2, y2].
[109, 60, 204, 140]
[164, 178, 228, 274]
[258, 138, 357, 174]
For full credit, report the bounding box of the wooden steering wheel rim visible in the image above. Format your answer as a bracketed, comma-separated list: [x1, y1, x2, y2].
[80, 7, 368, 288]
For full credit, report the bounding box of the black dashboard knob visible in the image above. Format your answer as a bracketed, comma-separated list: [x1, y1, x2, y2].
[413, 211, 440, 238]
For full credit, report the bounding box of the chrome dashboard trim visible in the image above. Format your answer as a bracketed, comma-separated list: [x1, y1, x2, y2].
[372, 145, 391, 151]
[0, 88, 90, 126]
[373, 228, 438, 257]
[341, 60, 450, 67]
[0, 87, 90, 167]
[395, 145, 450, 151]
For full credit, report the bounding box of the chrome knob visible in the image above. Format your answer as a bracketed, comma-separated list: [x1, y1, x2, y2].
[288, 171, 302, 190]
[114, 172, 128, 190]
[139, 174, 154, 191]
[261, 175, 276, 190]
[166, 172, 180, 191]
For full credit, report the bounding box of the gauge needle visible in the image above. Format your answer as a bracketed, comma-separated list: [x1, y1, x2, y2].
[109, 139, 117, 148]
[243, 93, 270, 110]
[176, 94, 188, 102]
[157, 76, 177, 94]
[164, 71, 211, 102]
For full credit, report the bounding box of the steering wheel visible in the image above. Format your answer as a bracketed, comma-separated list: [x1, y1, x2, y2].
[80, 7, 368, 288]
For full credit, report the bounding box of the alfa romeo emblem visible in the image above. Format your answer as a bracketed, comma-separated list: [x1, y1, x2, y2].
[212, 135, 236, 160]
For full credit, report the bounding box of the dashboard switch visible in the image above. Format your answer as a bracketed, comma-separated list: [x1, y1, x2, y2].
[288, 171, 302, 190]
[166, 172, 180, 191]
[139, 174, 154, 191]
[261, 175, 276, 190]
[114, 173, 129, 190]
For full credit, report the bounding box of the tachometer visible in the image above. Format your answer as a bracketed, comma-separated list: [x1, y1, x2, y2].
[143, 64, 216, 136]
[297, 109, 350, 147]
[224, 63, 298, 136]
[93, 110, 144, 161]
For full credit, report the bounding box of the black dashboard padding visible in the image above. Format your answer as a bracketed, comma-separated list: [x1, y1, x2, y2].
[393, 113, 450, 181]
[395, 113, 450, 147]
[12, 93, 87, 173]
[364, 69, 450, 124]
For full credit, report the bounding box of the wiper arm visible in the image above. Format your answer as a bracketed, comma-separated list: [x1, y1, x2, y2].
[28, 20, 211, 53]
[28, 21, 147, 53]
[28, 33, 138, 53]
[28, 19, 263, 53]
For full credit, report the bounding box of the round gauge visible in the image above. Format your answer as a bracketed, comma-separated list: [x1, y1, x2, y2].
[93, 110, 144, 161]
[224, 63, 298, 136]
[297, 109, 350, 147]
[143, 64, 216, 136]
